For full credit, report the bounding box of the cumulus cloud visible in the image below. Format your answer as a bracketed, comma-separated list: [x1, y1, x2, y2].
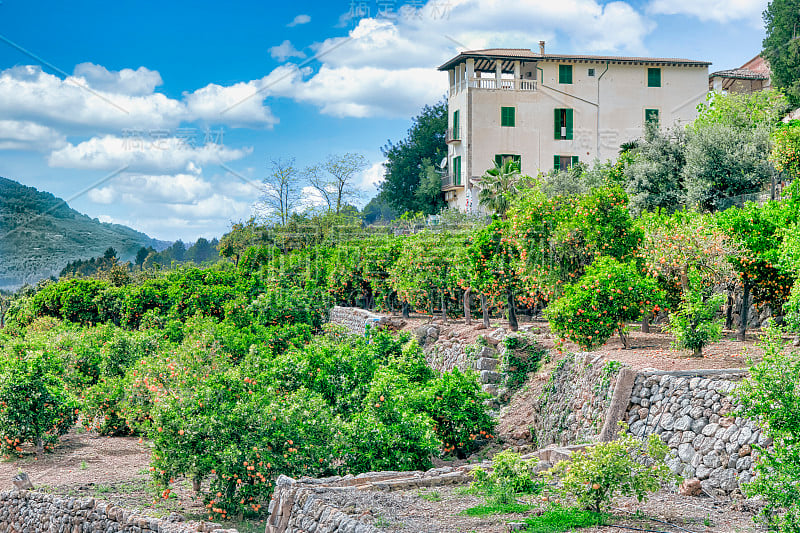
[73, 63, 163, 96]
[270, 40, 307, 62]
[360, 161, 387, 189]
[279, 0, 654, 118]
[48, 135, 251, 173]
[0, 120, 66, 151]
[288, 14, 311, 27]
[648, 0, 768, 24]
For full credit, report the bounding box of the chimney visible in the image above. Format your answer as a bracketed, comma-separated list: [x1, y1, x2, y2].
[539, 41, 545, 55]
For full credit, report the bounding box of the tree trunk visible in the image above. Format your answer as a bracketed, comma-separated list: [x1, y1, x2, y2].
[402, 301, 410, 319]
[618, 327, 629, 349]
[441, 293, 448, 324]
[641, 313, 650, 334]
[192, 478, 201, 492]
[463, 288, 472, 325]
[507, 291, 518, 332]
[725, 286, 734, 330]
[738, 281, 751, 342]
[480, 293, 490, 329]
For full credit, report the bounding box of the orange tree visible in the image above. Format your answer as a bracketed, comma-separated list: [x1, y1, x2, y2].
[467, 218, 525, 330]
[716, 198, 799, 339]
[508, 186, 641, 307]
[771, 120, 800, 183]
[636, 210, 737, 352]
[546, 257, 664, 349]
[388, 230, 469, 319]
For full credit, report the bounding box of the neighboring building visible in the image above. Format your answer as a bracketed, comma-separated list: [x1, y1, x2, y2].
[438, 44, 710, 211]
[708, 55, 771, 94]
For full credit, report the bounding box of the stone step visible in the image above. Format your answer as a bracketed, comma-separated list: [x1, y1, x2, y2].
[479, 370, 504, 384]
[475, 357, 499, 371]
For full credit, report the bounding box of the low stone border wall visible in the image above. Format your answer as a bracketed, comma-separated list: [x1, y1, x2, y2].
[0, 490, 236, 533]
[265, 467, 471, 533]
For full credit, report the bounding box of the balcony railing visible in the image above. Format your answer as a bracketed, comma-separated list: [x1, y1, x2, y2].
[468, 78, 537, 91]
[441, 173, 464, 189]
[445, 128, 461, 143]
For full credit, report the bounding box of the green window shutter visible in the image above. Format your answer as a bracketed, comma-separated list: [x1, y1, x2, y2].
[454, 156, 461, 185]
[645, 108, 660, 126]
[453, 110, 459, 139]
[566, 109, 574, 140]
[495, 154, 502, 168]
[647, 68, 661, 87]
[572, 156, 579, 167]
[512, 155, 521, 172]
[554, 108, 561, 139]
[554, 155, 561, 170]
[501, 107, 515, 127]
[559, 64, 573, 84]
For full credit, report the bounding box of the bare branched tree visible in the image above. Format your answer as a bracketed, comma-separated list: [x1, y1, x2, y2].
[258, 158, 302, 225]
[305, 153, 367, 214]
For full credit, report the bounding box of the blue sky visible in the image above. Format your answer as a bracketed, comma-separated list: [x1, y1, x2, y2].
[0, 0, 769, 241]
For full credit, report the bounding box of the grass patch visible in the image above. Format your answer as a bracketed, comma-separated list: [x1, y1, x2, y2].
[523, 505, 609, 533]
[461, 502, 533, 516]
[417, 490, 442, 502]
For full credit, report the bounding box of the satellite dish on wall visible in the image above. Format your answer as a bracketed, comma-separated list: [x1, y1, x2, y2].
[438, 157, 448, 169]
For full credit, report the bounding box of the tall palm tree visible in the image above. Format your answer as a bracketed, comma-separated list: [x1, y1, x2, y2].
[477, 160, 524, 218]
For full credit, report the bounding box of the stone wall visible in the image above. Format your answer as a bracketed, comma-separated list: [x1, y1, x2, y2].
[625, 369, 767, 496]
[526, 352, 624, 447]
[0, 490, 236, 533]
[265, 468, 471, 533]
[327, 306, 407, 337]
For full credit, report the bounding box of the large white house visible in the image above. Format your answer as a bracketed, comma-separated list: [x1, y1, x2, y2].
[438, 44, 710, 211]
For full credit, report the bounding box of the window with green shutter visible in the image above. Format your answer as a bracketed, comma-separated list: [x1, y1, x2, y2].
[645, 108, 660, 126]
[495, 154, 521, 170]
[554, 108, 573, 140]
[453, 110, 460, 139]
[500, 106, 515, 127]
[554, 155, 578, 171]
[647, 68, 661, 87]
[558, 64, 573, 84]
[453, 156, 461, 185]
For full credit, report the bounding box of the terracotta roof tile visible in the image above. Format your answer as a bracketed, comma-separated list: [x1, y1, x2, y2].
[438, 49, 711, 70]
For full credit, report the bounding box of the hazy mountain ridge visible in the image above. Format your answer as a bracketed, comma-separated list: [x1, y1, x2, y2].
[0, 177, 169, 290]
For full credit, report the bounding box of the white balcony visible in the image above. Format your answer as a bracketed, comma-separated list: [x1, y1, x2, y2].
[449, 77, 537, 96]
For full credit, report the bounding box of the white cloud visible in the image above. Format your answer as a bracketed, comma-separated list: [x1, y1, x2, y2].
[88, 173, 215, 205]
[48, 135, 251, 173]
[360, 161, 386, 189]
[73, 63, 163, 96]
[270, 40, 307, 62]
[278, 0, 653, 118]
[0, 120, 66, 151]
[288, 14, 312, 27]
[648, 0, 768, 24]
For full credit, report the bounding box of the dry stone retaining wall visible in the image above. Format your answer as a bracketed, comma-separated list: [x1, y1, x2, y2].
[625, 369, 767, 496]
[265, 467, 471, 533]
[0, 490, 236, 533]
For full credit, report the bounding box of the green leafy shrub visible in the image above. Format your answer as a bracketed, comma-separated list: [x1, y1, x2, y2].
[663, 269, 724, 357]
[471, 450, 543, 504]
[736, 323, 800, 532]
[550, 425, 673, 512]
[546, 257, 663, 349]
[523, 504, 609, 533]
[0, 351, 77, 455]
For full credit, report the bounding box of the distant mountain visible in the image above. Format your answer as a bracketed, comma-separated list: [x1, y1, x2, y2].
[0, 177, 170, 291]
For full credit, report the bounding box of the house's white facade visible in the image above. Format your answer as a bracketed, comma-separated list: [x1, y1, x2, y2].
[439, 47, 711, 211]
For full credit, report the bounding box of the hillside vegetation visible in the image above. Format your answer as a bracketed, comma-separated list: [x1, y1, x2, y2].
[0, 177, 168, 290]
